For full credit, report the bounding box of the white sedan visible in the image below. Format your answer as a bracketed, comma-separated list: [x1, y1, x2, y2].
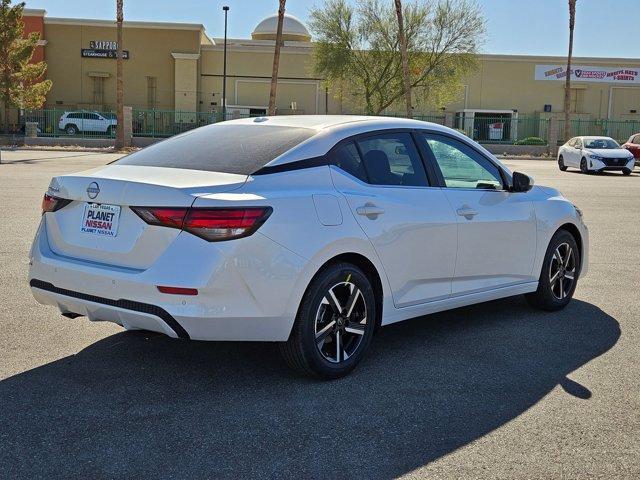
[29, 116, 588, 378]
[558, 136, 635, 175]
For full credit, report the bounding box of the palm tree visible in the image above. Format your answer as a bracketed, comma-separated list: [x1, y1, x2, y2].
[115, 0, 124, 149]
[268, 0, 286, 116]
[563, 0, 577, 142]
[394, 0, 412, 119]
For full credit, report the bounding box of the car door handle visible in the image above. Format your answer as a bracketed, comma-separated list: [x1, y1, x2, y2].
[356, 203, 385, 219]
[457, 207, 478, 219]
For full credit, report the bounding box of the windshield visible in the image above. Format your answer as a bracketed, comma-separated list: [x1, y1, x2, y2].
[584, 138, 620, 149]
[114, 123, 316, 174]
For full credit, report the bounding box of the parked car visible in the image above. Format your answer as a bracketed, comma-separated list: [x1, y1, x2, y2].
[29, 116, 589, 378]
[621, 133, 640, 164]
[558, 136, 635, 175]
[58, 111, 117, 136]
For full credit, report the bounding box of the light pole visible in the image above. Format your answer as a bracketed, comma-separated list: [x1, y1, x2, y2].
[222, 6, 229, 121]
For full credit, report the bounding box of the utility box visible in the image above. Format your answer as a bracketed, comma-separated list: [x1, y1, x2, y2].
[25, 122, 39, 138]
[489, 122, 504, 140]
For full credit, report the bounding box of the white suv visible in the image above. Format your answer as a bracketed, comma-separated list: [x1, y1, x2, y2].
[59, 111, 117, 136]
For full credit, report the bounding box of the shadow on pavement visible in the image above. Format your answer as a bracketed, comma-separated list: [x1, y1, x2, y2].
[0, 297, 619, 479]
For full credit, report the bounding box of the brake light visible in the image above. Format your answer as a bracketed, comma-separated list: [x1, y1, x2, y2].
[42, 193, 72, 214]
[131, 207, 272, 242]
[130, 207, 188, 228]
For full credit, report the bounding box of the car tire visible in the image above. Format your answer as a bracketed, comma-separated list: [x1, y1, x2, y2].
[580, 158, 590, 174]
[65, 124, 78, 135]
[279, 262, 376, 379]
[558, 155, 568, 171]
[525, 229, 580, 312]
[623, 169, 632, 176]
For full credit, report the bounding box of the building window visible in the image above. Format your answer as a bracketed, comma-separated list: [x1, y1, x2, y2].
[147, 77, 157, 109]
[569, 88, 584, 113]
[93, 77, 104, 106]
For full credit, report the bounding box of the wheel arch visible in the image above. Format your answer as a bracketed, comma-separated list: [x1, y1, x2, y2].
[306, 252, 384, 331]
[557, 222, 584, 270]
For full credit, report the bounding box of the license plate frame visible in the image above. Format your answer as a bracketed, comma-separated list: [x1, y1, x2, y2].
[80, 203, 121, 237]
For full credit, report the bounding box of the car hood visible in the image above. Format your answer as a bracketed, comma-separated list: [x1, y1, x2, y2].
[584, 148, 631, 158]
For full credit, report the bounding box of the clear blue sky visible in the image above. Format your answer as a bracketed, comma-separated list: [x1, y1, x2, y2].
[25, 0, 638, 58]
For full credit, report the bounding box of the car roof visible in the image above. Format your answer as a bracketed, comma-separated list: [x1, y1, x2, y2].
[222, 115, 504, 170]
[223, 114, 440, 132]
[578, 136, 615, 140]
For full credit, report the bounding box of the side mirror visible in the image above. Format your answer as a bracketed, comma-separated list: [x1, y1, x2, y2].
[511, 171, 533, 192]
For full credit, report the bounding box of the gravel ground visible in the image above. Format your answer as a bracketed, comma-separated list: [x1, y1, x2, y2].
[0, 150, 638, 479]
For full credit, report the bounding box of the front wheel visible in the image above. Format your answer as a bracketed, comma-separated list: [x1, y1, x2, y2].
[580, 158, 590, 174]
[558, 155, 567, 171]
[623, 169, 632, 176]
[279, 262, 376, 379]
[65, 124, 78, 136]
[525, 230, 580, 311]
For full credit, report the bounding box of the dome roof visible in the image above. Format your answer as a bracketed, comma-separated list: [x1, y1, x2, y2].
[251, 13, 311, 42]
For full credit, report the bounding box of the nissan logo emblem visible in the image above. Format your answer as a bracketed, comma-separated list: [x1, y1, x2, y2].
[87, 182, 100, 199]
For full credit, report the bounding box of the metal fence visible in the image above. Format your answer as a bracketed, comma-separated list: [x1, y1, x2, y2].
[19, 108, 255, 139]
[21, 109, 117, 139]
[16, 108, 640, 146]
[454, 115, 550, 145]
[556, 118, 640, 145]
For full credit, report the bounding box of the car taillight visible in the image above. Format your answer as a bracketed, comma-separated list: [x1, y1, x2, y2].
[130, 207, 188, 228]
[131, 206, 272, 242]
[42, 193, 72, 214]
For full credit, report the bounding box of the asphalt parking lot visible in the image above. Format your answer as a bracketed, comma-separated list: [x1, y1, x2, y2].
[0, 149, 638, 479]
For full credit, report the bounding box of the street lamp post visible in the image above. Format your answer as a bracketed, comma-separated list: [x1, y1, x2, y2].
[222, 6, 229, 121]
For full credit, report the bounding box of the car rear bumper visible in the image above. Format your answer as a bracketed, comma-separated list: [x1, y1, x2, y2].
[28, 219, 307, 341]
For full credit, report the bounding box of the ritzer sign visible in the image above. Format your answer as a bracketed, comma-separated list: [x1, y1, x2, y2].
[535, 65, 640, 84]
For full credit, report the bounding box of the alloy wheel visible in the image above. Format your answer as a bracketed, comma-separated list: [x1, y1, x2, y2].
[314, 280, 367, 363]
[549, 242, 576, 300]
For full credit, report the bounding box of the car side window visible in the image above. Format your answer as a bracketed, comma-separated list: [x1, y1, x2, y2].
[332, 142, 368, 182]
[567, 138, 576, 147]
[575, 138, 583, 149]
[633, 135, 640, 145]
[355, 133, 429, 187]
[420, 134, 504, 190]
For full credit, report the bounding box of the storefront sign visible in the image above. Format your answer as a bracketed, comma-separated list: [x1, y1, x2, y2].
[81, 49, 130, 59]
[535, 65, 640, 84]
[90, 40, 118, 50]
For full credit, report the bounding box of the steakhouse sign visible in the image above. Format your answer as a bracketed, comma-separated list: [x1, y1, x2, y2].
[535, 65, 640, 84]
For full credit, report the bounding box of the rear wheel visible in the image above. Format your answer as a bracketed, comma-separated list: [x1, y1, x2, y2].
[623, 169, 632, 176]
[525, 230, 580, 311]
[558, 155, 567, 171]
[280, 262, 376, 379]
[65, 124, 78, 136]
[580, 157, 590, 174]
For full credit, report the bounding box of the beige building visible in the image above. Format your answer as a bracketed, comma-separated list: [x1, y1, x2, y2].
[4, 8, 640, 140]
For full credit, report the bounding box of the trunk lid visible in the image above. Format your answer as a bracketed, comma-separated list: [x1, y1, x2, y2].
[45, 165, 247, 269]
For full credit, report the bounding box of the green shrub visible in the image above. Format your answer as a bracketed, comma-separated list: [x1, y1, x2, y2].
[515, 136, 546, 145]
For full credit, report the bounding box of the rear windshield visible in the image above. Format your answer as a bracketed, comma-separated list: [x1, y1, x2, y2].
[114, 123, 316, 174]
